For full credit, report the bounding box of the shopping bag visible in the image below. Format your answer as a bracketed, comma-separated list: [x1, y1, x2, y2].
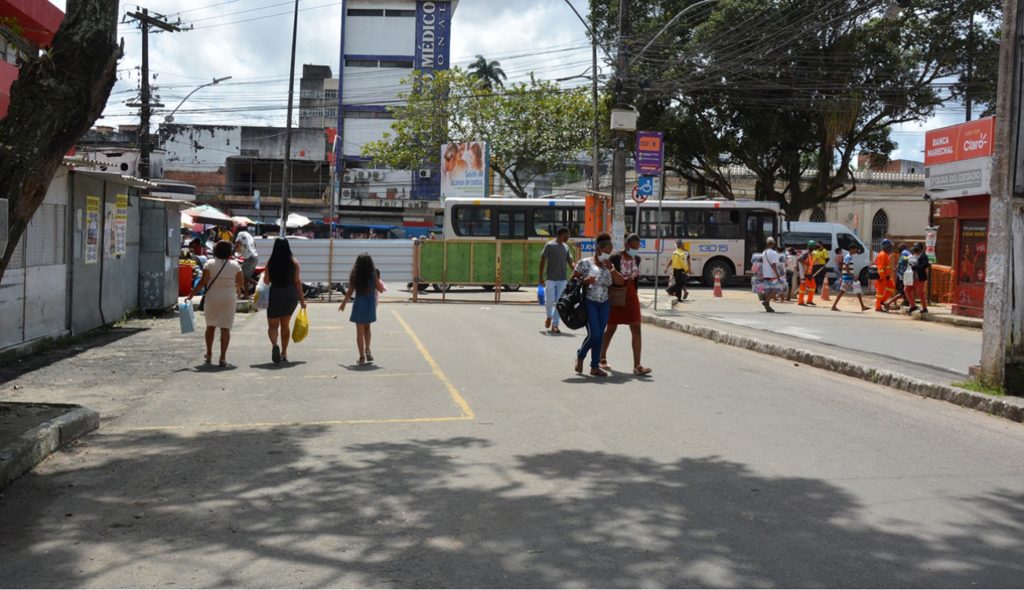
[179, 302, 196, 334]
[254, 274, 269, 310]
[292, 308, 309, 343]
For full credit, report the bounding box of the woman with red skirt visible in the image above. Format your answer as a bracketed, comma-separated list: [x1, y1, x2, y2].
[600, 234, 652, 375]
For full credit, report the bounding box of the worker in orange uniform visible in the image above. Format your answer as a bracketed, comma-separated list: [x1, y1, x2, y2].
[797, 241, 817, 306]
[874, 239, 896, 312]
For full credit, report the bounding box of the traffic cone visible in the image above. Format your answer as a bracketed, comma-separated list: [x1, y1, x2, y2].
[713, 272, 723, 298]
[821, 278, 831, 301]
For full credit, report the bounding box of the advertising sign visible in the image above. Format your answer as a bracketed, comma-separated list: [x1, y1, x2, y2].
[924, 156, 992, 198]
[957, 222, 988, 285]
[440, 141, 490, 200]
[925, 226, 938, 263]
[85, 195, 100, 264]
[925, 117, 995, 166]
[635, 131, 664, 176]
[114, 194, 128, 257]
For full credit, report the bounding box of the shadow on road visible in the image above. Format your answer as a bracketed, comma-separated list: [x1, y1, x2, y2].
[0, 327, 147, 384]
[1, 432, 1021, 587]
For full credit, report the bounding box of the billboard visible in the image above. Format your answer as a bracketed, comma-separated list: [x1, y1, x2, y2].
[440, 141, 489, 200]
[413, 1, 454, 200]
[635, 131, 664, 176]
[924, 117, 995, 166]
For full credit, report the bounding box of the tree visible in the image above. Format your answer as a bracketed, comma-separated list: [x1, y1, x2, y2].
[362, 69, 595, 198]
[467, 55, 508, 90]
[591, 0, 1001, 217]
[0, 0, 121, 283]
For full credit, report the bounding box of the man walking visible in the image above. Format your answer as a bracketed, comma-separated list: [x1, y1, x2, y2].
[797, 241, 817, 306]
[233, 223, 259, 297]
[539, 227, 574, 333]
[874, 239, 896, 312]
[831, 245, 870, 312]
[812, 242, 830, 294]
[664, 240, 690, 306]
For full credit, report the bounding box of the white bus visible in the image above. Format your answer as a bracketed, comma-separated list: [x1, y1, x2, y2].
[442, 197, 783, 286]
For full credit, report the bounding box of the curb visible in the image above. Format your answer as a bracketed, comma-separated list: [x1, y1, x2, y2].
[0, 405, 100, 491]
[642, 313, 1024, 423]
[916, 313, 984, 330]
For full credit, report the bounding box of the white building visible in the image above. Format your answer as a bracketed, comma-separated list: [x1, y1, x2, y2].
[297, 1, 457, 227]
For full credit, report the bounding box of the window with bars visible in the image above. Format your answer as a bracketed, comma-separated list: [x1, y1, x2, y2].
[810, 207, 826, 223]
[871, 209, 889, 253]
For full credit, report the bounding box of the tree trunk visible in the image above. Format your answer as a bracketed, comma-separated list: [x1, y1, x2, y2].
[0, 0, 121, 283]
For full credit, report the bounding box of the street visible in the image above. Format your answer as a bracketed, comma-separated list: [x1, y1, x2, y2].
[0, 301, 1022, 588]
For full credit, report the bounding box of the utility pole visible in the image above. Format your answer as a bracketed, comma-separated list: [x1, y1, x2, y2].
[980, 0, 1023, 385]
[126, 9, 185, 180]
[611, 0, 632, 250]
[591, 13, 600, 192]
[281, 0, 300, 235]
[965, 11, 976, 122]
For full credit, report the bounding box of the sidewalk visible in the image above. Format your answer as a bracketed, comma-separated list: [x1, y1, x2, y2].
[639, 287, 1024, 422]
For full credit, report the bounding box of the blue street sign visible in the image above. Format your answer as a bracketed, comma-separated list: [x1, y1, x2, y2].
[637, 175, 655, 197]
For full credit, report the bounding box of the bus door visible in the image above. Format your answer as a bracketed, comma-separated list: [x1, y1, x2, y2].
[744, 211, 778, 269]
[497, 209, 528, 239]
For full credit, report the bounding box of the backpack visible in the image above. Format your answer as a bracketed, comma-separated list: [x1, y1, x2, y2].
[556, 277, 588, 330]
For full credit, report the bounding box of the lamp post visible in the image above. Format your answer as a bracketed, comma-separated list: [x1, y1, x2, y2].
[163, 76, 232, 123]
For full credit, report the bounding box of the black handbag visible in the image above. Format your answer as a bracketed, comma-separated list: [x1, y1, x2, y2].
[556, 278, 588, 330]
[867, 265, 880, 281]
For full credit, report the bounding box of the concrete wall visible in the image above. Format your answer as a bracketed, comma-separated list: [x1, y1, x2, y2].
[163, 124, 241, 172]
[240, 127, 325, 161]
[808, 195, 930, 245]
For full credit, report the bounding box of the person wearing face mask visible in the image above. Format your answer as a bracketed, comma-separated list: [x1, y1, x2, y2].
[571, 232, 625, 377]
[599, 234, 652, 375]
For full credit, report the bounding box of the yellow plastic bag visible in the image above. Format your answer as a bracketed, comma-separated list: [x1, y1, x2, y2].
[292, 308, 309, 343]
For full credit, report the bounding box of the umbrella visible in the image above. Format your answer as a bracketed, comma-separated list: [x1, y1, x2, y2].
[184, 204, 231, 224]
[180, 212, 194, 229]
[277, 213, 312, 228]
[231, 215, 257, 226]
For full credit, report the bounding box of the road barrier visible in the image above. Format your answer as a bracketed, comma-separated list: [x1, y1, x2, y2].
[253, 239, 413, 292]
[413, 239, 580, 303]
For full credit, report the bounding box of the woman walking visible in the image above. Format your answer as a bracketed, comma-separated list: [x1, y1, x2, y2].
[599, 234, 651, 375]
[339, 254, 386, 365]
[909, 242, 931, 314]
[572, 232, 624, 377]
[262, 238, 307, 364]
[186, 240, 243, 366]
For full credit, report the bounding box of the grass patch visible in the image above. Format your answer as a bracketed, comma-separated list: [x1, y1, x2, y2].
[953, 379, 1007, 397]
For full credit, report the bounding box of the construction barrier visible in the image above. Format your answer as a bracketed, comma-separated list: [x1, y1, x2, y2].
[413, 239, 580, 303]
[930, 264, 954, 304]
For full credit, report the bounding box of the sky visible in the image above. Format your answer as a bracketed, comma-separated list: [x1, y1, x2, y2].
[48, 0, 964, 163]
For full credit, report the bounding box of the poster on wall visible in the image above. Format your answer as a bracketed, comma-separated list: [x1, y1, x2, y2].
[958, 222, 988, 284]
[85, 195, 100, 264]
[114, 194, 128, 257]
[440, 141, 489, 200]
[925, 226, 938, 262]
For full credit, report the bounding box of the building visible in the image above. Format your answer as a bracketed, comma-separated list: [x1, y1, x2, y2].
[0, 0, 63, 118]
[857, 155, 926, 175]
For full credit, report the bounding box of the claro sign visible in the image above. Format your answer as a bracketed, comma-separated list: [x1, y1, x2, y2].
[416, 1, 452, 77]
[924, 117, 995, 166]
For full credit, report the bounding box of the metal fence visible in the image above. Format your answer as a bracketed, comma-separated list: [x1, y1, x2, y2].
[253, 238, 414, 287]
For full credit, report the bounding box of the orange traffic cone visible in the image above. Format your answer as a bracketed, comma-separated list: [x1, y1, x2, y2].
[713, 272, 723, 298]
[821, 277, 831, 301]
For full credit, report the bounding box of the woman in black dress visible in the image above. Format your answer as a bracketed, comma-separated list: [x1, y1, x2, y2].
[261, 238, 307, 363]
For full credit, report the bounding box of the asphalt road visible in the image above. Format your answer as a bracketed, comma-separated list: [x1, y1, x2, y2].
[0, 301, 1021, 588]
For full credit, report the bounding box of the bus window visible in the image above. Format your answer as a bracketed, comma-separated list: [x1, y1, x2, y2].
[639, 209, 672, 238]
[532, 207, 582, 238]
[453, 206, 493, 237]
[497, 209, 527, 239]
[704, 210, 741, 239]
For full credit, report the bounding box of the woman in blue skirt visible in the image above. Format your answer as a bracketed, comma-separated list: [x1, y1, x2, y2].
[338, 253, 385, 365]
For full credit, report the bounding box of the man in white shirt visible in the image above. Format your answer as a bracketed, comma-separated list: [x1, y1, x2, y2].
[760, 237, 785, 311]
[233, 224, 258, 296]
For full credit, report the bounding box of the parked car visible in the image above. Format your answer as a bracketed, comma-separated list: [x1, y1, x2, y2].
[781, 222, 872, 285]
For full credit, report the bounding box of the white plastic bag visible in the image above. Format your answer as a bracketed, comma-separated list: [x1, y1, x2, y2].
[254, 273, 270, 311]
[179, 302, 196, 334]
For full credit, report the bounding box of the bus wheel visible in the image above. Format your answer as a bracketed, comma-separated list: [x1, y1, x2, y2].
[503, 284, 522, 292]
[482, 285, 495, 291]
[702, 260, 733, 288]
[433, 283, 451, 293]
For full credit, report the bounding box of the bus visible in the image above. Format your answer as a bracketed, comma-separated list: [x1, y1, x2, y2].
[442, 197, 782, 286]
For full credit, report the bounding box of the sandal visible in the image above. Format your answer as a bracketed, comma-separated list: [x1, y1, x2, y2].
[589, 368, 609, 378]
[574, 358, 584, 375]
[599, 359, 611, 371]
[633, 366, 652, 375]
[204, 353, 212, 364]
[365, 350, 374, 362]
[358, 357, 366, 366]
[218, 358, 227, 367]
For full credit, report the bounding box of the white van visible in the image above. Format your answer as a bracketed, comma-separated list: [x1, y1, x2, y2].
[780, 222, 873, 285]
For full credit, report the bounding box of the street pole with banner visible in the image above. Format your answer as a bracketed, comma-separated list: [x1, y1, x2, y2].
[634, 131, 666, 310]
[654, 167, 666, 311]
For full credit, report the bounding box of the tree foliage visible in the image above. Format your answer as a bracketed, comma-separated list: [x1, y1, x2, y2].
[591, 0, 1001, 216]
[362, 69, 596, 198]
[0, 0, 121, 282]
[467, 55, 508, 90]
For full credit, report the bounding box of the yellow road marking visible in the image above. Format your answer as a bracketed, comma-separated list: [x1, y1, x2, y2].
[122, 415, 473, 433]
[392, 309, 475, 419]
[210, 372, 435, 380]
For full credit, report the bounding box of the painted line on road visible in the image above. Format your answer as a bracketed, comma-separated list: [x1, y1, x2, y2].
[392, 309, 475, 419]
[122, 415, 473, 433]
[209, 372, 436, 380]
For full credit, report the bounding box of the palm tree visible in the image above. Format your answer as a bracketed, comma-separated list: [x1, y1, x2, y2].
[467, 55, 507, 90]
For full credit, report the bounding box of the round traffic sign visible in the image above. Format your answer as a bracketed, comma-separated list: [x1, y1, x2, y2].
[631, 185, 648, 204]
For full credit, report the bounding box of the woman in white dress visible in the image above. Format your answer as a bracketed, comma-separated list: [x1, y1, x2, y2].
[186, 240, 243, 366]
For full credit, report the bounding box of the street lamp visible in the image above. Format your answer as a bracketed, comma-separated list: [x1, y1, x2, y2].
[163, 76, 233, 123]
